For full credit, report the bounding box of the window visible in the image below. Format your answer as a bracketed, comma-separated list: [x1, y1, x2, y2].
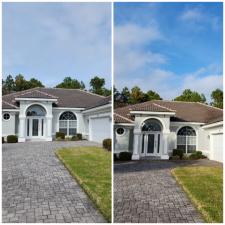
[116, 127, 125, 136]
[142, 119, 162, 132]
[3, 113, 10, 121]
[59, 111, 77, 136]
[177, 126, 196, 153]
[26, 105, 46, 117]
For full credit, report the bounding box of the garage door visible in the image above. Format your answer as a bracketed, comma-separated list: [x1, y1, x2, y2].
[212, 133, 223, 162]
[90, 117, 111, 143]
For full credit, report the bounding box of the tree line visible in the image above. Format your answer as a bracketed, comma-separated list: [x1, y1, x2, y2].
[2, 74, 111, 96]
[114, 86, 223, 109]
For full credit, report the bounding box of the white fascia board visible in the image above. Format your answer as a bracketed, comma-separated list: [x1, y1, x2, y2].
[114, 123, 135, 127]
[130, 111, 176, 116]
[171, 122, 205, 125]
[2, 109, 20, 112]
[202, 121, 223, 129]
[83, 104, 111, 114]
[53, 107, 85, 111]
[15, 97, 58, 102]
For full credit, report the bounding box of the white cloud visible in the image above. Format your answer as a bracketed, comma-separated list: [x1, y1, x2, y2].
[180, 7, 204, 22]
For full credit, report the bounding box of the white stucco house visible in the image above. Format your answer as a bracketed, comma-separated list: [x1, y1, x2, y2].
[2, 87, 111, 143]
[114, 100, 223, 162]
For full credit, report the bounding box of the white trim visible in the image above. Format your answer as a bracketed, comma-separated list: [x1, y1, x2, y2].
[53, 107, 85, 111]
[116, 127, 126, 137]
[115, 123, 135, 127]
[202, 121, 223, 129]
[130, 111, 176, 116]
[2, 109, 20, 112]
[139, 116, 166, 132]
[83, 104, 111, 113]
[171, 122, 205, 125]
[15, 97, 58, 102]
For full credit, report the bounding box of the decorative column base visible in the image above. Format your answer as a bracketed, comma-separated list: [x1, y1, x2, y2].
[18, 137, 26, 143]
[132, 153, 140, 160]
[161, 155, 169, 160]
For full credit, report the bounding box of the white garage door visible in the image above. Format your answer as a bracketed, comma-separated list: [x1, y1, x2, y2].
[212, 133, 223, 162]
[90, 117, 111, 143]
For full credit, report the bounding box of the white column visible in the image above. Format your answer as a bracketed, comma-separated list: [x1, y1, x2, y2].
[132, 132, 140, 160]
[161, 132, 169, 159]
[46, 116, 53, 141]
[18, 116, 26, 142]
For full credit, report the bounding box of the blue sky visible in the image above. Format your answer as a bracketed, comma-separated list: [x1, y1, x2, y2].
[3, 2, 111, 89]
[114, 2, 223, 101]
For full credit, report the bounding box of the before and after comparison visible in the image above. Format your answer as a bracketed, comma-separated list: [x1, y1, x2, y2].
[1, 1, 223, 224]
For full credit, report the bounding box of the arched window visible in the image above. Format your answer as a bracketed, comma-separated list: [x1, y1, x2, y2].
[177, 126, 196, 153]
[142, 119, 162, 132]
[26, 105, 46, 116]
[59, 111, 77, 136]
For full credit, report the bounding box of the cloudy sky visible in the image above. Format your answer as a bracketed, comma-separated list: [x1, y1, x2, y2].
[114, 2, 223, 101]
[3, 3, 111, 88]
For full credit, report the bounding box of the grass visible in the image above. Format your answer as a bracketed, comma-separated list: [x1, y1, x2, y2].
[56, 146, 111, 222]
[172, 166, 223, 223]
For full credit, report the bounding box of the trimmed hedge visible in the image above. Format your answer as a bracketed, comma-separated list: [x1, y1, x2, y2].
[71, 135, 79, 141]
[119, 152, 132, 161]
[189, 151, 206, 160]
[7, 135, 18, 143]
[2, 137, 5, 144]
[77, 133, 82, 140]
[56, 132, 65, 140]
[103, 139, 111, 151]
[114, 154, 119, 161]
[172, 149, 183, 159]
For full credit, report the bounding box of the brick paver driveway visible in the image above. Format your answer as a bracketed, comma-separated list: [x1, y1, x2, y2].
[2, 141, 106, 223]
[114, 161, 204, 223]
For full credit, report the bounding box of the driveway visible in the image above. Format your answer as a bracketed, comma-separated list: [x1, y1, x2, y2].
[2, 141, 106, 223]
[114, 160, 206, 223]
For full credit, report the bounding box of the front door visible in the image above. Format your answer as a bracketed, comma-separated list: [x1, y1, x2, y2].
[141, 133, 161, 156]
[26, 117, 45, 139]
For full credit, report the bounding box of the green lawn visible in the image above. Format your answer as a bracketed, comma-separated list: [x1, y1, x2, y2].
[56, 146, 111, 222]
[172, 166, 223, 223]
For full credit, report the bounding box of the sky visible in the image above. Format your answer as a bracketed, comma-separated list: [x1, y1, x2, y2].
[114, 2, 223, 101]
[3, 2, 111, 89]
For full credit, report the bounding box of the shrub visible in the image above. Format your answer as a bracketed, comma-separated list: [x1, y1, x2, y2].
[103, 139, 111, 151]
[56, 132, 65, 140]
[56, 137, 63, 141]
[65, 137, 71, 141]
[71, 135, 79, 141]
[172, 149, 184, 159]
[77, 133, 82, 140]
[7, 135, 18, 143]
[119, 152, 132, 161]
[2, 137, 5, 144]
[170, 155, 180, 160]
[189, 151, 206, 160]
[114, 154, 119, 161]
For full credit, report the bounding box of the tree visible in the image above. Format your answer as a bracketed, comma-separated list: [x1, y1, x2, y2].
[89, 76, 105, 95]
[121, 87, 130, 102]
[2, 75, 15, 95]
[28, 78, 44, 89]
[102, 88, 111, 96]
[55, 77, 85, 89]
[211, 89, 223, 109]
[145, 90, 162, 101]
[129, 86, 145, 104]
[174, 89, 206, 103]
[14, 74, 30, 91]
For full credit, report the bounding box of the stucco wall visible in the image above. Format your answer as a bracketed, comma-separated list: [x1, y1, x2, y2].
[2, 112, 17, 137]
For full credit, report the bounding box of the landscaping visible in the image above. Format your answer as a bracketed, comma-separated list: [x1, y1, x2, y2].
[172, 166, 223, 223]
[56, 146, 111, 222]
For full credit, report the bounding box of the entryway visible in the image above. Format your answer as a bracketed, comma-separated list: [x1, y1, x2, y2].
[26, 117, 45, 139]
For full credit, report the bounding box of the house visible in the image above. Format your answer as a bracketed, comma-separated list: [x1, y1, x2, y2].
[2, 87, 111, 143]
[114, 100, 223, 162]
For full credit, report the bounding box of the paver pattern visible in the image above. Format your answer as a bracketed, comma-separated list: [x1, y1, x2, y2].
[114, 161, 204, 223]
[3, 141, 106, 223]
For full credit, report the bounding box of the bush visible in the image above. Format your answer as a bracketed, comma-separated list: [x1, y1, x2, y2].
[77, 133, 82, 140]
[71, 135, 79, 141]
[2, 137, 4, 144]
[7, 135, 18, 143]
[172, 149, 184, 159]
[103, 139, 111, 151]
[189, 151, 206, 160]
[56, 132, 65, 140]
[119, 152, 132, 161]
[170, 155, 180, 160]
[114, 154, 119, 161]
[56, 137, 63, 141]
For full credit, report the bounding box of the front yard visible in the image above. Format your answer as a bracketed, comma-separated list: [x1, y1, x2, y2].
[172, 166, 223, 223]
[56, 146, 111, 222]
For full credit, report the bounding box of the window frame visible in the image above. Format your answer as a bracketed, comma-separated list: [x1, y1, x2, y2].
[3, 112, 11, 121]
[59, 111, 77, 136]
[116, 127, 125, 136]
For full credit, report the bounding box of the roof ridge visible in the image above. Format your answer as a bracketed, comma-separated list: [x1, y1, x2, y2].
[152, 102, 176, 112]
[2, 87, 40, 97]
[2, 100, 18, 109]
[154, 99, 204, 104]
[114, 112, 134, 123]
[34, 89, 58, 99]
[196, 102, 223, 111]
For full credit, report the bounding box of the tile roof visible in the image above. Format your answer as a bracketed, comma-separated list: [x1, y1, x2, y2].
[114, 100, 223, 124]
[114, 113, 134, 124]
[85, 96, 111, 110]
[2, 87, 105, 109]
